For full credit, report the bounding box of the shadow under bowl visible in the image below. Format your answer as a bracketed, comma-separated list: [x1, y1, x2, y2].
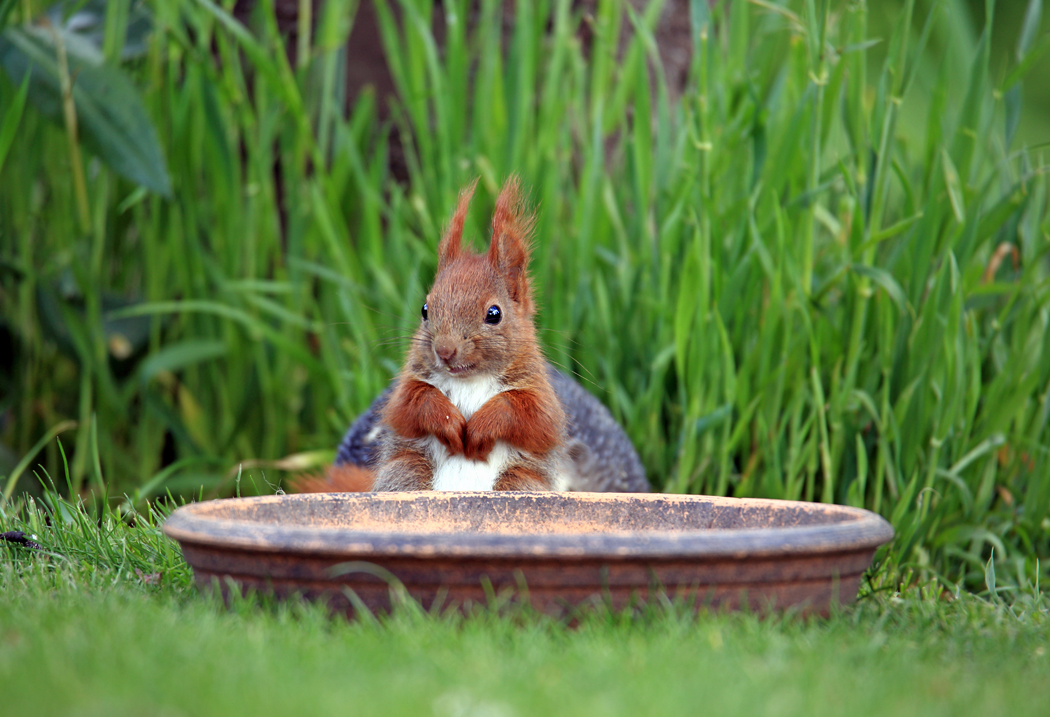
[162, 492, 894, 616]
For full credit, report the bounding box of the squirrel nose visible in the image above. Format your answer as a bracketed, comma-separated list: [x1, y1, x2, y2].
[434, 342, 457, 366]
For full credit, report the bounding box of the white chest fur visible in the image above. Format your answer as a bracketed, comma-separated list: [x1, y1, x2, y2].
[426, 372, 510, 490]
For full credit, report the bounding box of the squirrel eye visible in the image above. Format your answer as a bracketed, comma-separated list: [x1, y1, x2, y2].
[485, 305, 502, 325]
[422, 302, 428, 320]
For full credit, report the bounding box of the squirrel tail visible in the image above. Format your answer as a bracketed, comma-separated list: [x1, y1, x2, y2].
[291, 464, 375, 493]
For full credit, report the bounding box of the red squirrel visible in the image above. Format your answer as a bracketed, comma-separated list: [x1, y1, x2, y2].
[372, 177, 567, 491]
[294, 177, 649, 494]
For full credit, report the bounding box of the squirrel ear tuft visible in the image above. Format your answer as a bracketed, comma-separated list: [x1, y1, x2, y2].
[488, 175, 536, 311]
[438, 178, 479, 269]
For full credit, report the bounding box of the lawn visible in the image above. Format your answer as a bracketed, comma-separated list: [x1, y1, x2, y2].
[2, 0, 1050, 713]
[2, 498, 1049, 717]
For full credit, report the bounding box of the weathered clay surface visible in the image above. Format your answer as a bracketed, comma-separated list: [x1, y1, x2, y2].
[163, 492, 894, 616]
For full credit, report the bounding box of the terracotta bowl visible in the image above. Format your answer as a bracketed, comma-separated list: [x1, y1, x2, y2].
[163, 492, 894, 616]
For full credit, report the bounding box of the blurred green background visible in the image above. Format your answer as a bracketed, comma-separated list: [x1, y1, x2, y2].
[1, 0, 1049, 593]
[877, 1, 1050, 144]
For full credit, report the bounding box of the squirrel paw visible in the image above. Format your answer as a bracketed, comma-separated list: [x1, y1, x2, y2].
[434, 412, 467, 455]
[463, 424, 496, 462]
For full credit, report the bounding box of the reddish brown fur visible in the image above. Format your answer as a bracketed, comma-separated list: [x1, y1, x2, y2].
[437, 179, 478, 270]
[464, 389, 563, 462]
[493, 465, 549, 491]
[487, 176, 536, 311]
[292, 464, 374, 493]
[373, 175, 566, 492]
[382, 378, 467, 455]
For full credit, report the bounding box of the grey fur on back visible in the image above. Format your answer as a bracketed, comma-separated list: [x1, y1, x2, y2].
[335, 365, 649, 492]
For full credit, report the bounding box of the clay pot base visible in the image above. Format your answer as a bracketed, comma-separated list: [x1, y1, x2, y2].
[163, 492, 894, 617]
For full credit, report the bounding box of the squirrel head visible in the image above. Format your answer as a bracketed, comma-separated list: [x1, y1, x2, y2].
[418, 176, 540, 379]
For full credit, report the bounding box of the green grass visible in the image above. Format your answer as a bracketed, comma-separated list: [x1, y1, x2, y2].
[2, 493, 1049, 716]
[6, 586, 1048, 717]
[2, 0, 1050, 596]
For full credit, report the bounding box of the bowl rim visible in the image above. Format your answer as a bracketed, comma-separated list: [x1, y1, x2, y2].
[162, 492, 895, 561]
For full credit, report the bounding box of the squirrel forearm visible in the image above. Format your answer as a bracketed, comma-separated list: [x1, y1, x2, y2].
[465, 389, 563, 460]
[383, 378, 466, 455]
